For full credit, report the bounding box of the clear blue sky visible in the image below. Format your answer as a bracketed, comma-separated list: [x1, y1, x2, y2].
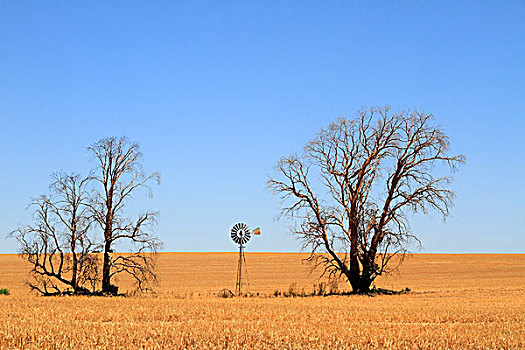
[1, 1, 524, 253]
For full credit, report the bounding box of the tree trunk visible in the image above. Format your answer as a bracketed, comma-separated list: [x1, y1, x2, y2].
[348, 223, 361, 293]
[101, 239, 112, 294]
[346, 250, 375, 294]
[358, 269, 373, 293]
[71, 251, 78, 292]
[348, 255, 361, 293]
[357, 252, 376, 293]
[101, 196, 115, 294]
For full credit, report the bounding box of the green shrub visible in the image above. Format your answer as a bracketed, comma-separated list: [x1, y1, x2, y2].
[0, 289, 10, 295]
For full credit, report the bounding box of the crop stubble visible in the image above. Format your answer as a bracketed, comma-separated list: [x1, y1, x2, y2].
[0, 253, 523, 349]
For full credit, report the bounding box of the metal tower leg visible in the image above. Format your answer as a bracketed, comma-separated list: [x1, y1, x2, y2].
[235, 244, 243, 295]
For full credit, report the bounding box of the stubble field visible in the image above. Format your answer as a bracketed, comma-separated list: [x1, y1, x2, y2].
[0, 253, 523, 349]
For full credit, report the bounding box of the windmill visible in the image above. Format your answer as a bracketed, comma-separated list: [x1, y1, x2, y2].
[230, 222, 251, 296]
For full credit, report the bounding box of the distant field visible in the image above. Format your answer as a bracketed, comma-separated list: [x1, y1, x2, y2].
[0, 253, 524, 349]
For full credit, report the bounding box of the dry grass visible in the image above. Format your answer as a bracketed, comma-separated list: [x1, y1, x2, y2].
[0, 253, 524, 349]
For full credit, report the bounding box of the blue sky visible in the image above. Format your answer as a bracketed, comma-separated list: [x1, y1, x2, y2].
[1, 1, 524, 253]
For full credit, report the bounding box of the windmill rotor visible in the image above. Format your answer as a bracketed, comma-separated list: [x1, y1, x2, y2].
[230, 222, 251, 245]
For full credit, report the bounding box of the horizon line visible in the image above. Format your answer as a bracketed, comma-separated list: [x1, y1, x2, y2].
[0, 251, 523, 255]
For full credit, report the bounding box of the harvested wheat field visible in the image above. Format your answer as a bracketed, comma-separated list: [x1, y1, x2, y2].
[0, 253, 524, 349]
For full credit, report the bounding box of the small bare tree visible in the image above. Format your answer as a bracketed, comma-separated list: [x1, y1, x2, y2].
[88, 136, 161, 295]
[10, 173, 99, 295]
[268, 107, 465, 293]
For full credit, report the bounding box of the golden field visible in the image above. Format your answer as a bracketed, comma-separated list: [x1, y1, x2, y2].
[0, 253, 524, 349]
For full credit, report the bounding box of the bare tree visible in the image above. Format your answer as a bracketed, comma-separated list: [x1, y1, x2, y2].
[88, 136, 161, 295]
[10, 173, 99, 295]
[268, 107, 465, 293]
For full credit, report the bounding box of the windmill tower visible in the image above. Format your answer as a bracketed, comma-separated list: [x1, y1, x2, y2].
[230, 223, 251, 296]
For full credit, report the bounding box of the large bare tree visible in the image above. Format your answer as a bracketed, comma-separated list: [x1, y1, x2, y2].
[10, 173, 99, 295]
[268, 107, 465, 293]
[88, 136, 161, 295]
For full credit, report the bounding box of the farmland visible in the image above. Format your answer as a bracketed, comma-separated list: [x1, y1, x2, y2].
[0, 253, 524, 349]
